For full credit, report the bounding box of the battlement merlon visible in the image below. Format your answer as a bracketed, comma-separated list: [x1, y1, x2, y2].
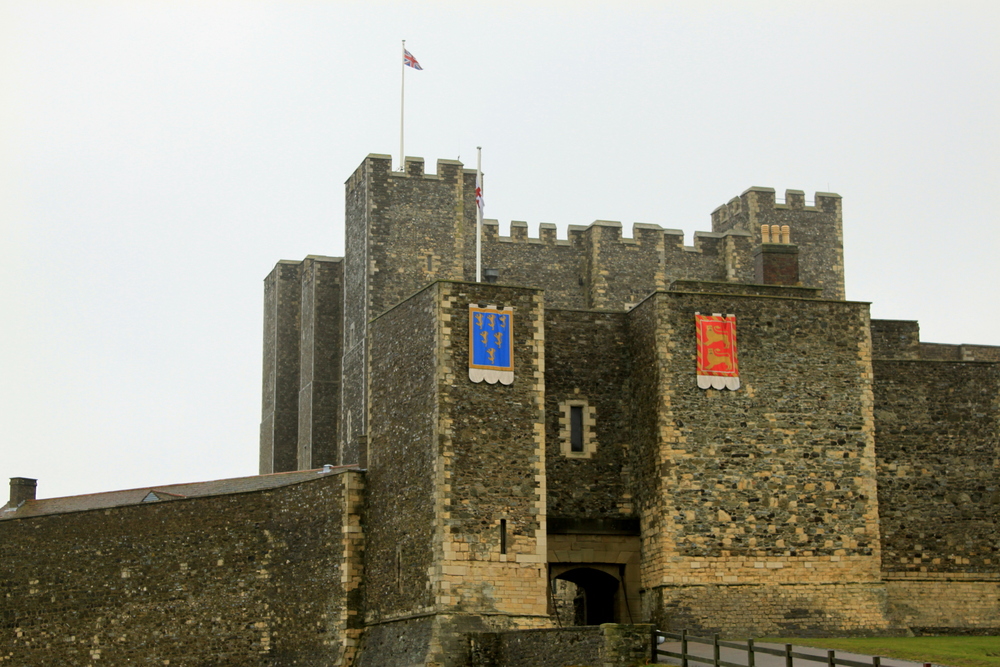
[345, 153, 474, 189]
[481, 218, 751, 252]
[711, 187, 843, 233]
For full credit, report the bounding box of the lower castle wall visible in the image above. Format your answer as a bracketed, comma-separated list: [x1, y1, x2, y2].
[0, 472, 360, 666]
[643, 582, 897, 638]
[873, 360, 999, 577]
[885, 576, 1000, 634]
[469, 624, 652, 667]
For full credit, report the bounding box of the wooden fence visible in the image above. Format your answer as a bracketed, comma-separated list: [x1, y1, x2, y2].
[652, 630, 930, 667]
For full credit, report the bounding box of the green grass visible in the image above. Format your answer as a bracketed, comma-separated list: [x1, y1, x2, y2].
[762, 636, 1000, 667]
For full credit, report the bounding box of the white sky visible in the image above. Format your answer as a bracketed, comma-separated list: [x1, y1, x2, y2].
[2, 1, 998, 500]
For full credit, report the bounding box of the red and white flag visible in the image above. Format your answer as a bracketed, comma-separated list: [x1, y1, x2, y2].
[475, 174, 484, 211]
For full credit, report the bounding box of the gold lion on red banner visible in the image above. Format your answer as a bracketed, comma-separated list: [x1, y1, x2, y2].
[695, 313, 740, 390]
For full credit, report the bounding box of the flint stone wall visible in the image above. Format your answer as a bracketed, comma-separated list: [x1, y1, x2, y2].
[469, 624, 652, 667]
[544, 308, 633, 520]
[365, 284, 439, 623]
[874, 359, 1000, 575]
[628, 289, 893, 635]
[0, 472, 361, 666]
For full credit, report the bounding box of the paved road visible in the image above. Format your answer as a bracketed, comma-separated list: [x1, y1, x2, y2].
[655, 641, 939, 667]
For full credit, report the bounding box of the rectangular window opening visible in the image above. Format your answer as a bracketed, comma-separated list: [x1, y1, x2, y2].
[500, 519, 507, 554]
[570, 406, 584, 453]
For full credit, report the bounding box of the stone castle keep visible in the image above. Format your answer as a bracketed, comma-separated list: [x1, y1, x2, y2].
[3, 153, 999, 666]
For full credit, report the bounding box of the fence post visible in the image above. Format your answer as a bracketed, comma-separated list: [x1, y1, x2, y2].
[714, 634, 720, 667]
[785, 644, 793, 667]
[651, 628, 658, 663]
[681, 629, 689, 667]
[873, 657, 881, 667]
[827, 650, 836, 667]
[748, 639, 755, 667]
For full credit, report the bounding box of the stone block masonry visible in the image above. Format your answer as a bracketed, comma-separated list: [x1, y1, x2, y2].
[629, 286, 897, 636]
[260, 256, 344, 473]
[874, 357, 1000, 631]
[0, 469, 364, 666]
[362, 281, 550, 667]
[9, 151, 1000, 667]
[469, 623, 653, 667]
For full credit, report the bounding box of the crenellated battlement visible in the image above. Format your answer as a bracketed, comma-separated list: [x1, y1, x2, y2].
[710, 187, 841, 228]
[483, 218, 745, 252]
[709, 186, 845, 299]
[345, 155, 845, 310]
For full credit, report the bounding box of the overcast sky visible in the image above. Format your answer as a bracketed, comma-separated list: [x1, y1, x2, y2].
[3, 1, 998, 500]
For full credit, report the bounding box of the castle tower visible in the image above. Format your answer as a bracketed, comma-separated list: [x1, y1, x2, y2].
[340, 155, 479, 466]
[358, 281, 549, 666]
[712, 187, 845, 298]
[259, 256, 343, 473]
[627, 282, 893, 635]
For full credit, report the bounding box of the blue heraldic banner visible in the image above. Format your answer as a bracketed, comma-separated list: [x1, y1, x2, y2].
[468, 304, 514, 385]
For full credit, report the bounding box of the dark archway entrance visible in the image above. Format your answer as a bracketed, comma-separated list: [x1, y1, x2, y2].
[552, 567, 620, 625]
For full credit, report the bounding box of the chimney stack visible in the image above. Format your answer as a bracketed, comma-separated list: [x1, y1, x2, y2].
[8, 477, 37, 507]
[754, 225, 800, 286]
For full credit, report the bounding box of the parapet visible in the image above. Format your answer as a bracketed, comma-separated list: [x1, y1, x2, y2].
[345, 153, 471, 189]
[711, 187, 842, 231]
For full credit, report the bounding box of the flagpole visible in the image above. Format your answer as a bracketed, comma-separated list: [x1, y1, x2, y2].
[400, 40, 405, 171]
[476, 147, 483, 283]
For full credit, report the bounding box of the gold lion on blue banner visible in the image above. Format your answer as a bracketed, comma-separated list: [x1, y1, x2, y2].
[468, 304, 514, 385]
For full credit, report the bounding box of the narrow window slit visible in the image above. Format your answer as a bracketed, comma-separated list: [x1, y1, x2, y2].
[570, 405, 584, 453]
[500, 519, 507, 554]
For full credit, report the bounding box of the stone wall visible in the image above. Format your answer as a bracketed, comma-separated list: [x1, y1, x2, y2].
[480, 221, 588, 309]
[469, 624, 652, 667]
[365, 285, 439, 623]
[919, 343, 1000, 362]
[363, 281, 550, 666]
[544, 308, 632, 520]
[874, 360, 999, 576]
[652, 583, 896, 638]
[433, 282, 549, 624]
[869, 310, 1000, 644]
[629, 287, 893, 635]
[711, 188, 844, 299]
[298, 256, 343, 469]
[364, 157, 467, 318]
[341, 155, 370, 460]
[885, 578, 1000, 634]
[0, 471, 364, 666]
[260, 260, 302, 473]
[870, 320, 920, 360]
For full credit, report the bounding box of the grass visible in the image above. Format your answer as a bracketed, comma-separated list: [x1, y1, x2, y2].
[762, 636, 1000, 667]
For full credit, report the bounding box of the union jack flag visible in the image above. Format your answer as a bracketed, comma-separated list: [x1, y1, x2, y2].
[403, 49, 423, 70]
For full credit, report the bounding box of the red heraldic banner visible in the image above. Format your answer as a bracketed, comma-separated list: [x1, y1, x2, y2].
[695, 313, 740, 390]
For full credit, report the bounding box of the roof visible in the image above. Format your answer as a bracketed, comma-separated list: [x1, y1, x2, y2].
[0, 465, 361, 522]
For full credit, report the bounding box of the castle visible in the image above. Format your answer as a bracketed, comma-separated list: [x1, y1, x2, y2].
[2, 153, 998, 666]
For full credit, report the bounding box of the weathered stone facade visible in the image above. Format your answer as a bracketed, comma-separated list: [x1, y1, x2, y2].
[0, 469, 365, 665]
[3, 153, 998, 666]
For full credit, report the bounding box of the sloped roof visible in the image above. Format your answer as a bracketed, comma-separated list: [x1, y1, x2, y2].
[0, 465, 361, 521]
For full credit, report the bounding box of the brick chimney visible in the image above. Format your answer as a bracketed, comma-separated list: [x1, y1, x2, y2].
[754, 224, 800, 286]
[8, 477, 37, 507]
